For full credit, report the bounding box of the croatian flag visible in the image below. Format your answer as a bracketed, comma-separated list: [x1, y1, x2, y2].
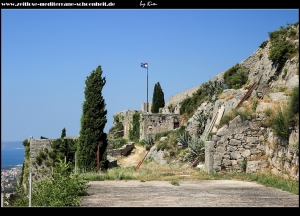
[141, 63, 148, 68]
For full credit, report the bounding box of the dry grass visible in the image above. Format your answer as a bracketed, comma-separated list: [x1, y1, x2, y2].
[218, 92, 234, 101]
[179, 113, 188, 127]
[241, 98, 254, 113]
[226, 94, 234, 101]
[218, 92, 226, 99]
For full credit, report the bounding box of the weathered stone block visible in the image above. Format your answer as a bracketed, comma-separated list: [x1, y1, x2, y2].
[246, 136, 259, 144]
[229, 139, 241, 146]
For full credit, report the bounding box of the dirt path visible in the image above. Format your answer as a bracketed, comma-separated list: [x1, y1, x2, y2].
[117, 145, 146, 167]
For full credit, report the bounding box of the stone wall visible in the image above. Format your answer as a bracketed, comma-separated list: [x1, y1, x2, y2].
[113, 110, 141, 140]
[29, 138, 54, 182]
[205, 115, 299, 181]
[140, 113, 181, 140]
[107, 142, 135, 157]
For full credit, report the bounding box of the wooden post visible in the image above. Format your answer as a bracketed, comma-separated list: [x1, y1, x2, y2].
[97, 145, 100, 173]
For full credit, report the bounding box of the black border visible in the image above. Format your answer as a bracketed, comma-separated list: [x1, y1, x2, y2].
[0, 1, 299, 9]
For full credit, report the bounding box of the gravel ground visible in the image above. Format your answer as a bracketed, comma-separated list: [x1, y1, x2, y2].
[81, 180, 299, 207]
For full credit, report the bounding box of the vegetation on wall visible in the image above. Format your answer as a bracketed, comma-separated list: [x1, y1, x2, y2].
[270, 86, 299, 140]
[129, 112, 140, 142]
[223, 64, 248, 90]
[179, 81, 224, 120]
[77, 65, 108, 171]
[151, 82, 165, 113]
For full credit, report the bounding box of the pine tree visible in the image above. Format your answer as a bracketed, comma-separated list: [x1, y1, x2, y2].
[77, 65, 108, 171]
[151, 82, 165, 113]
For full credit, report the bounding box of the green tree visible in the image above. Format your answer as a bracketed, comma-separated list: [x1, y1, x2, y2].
[77, 65, 108, 171]
[151, 82, 165, 113]
[61, 127, 66, 138]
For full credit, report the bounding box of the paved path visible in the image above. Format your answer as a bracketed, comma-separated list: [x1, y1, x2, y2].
[81, 180, 299, 207]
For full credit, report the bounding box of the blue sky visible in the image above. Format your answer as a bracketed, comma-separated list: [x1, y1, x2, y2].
[1, 9, 299, 141]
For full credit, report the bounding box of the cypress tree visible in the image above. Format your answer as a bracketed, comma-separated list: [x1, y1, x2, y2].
[77, 65, 108, 171]
[61, 128, 66, 138]
[151, 82, 165, 113]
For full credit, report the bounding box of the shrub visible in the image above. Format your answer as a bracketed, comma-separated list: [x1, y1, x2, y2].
[156, 140, 169, 151]
[268, 23, 298, 66]
[259, 40, 268, 49]
[31, 160, 90, 206]
[287, 86, 299, 126]
[282, 68, 288, 79]
[223, 64, 248, 89]
[170, 179, 180, 186]
[241, 158, 247, 172]
[271, 109, 290, 140]
[35, 155, 42, 166]
[39, 151, 47, 160]
[154, 130, 172, 142]
[252, 99, 258, 111]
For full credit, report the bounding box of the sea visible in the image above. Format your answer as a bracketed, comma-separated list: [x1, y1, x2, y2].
[1, 141, 25, 170]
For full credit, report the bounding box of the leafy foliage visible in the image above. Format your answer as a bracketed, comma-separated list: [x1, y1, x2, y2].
[31, 160, 89, 206]
[268, 23, 298, 66]
[286, 86, 299, 126]
[270, 86, 299, 140]
[271, 109, 290, 140]
[151, 82, 165, 113]
[6, 160, 90, 207]
[223, 64, 248, 89]
[61, 127, 66, 138]
[179, 81, 224, 119]
[259, 40, 268, 49]
[78, 65, 108, 171]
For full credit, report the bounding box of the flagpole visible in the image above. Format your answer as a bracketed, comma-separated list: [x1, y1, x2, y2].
[147, 64, 148, 113]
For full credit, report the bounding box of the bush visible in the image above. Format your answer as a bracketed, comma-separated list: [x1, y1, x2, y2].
[269, 40, 296, 66]
[282, 68, 288, 79]
[31, 160, 90, 206]
[223, 64, 248, 89]
[39, 151, 47, 160]
[268, 23, 298, 66]
[35, 155, 42, 166]
[271, 109, 290, 140]
[156, 140, 170, 151]
[259, 40, 268, 49]
[154, 130, 172, 142]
